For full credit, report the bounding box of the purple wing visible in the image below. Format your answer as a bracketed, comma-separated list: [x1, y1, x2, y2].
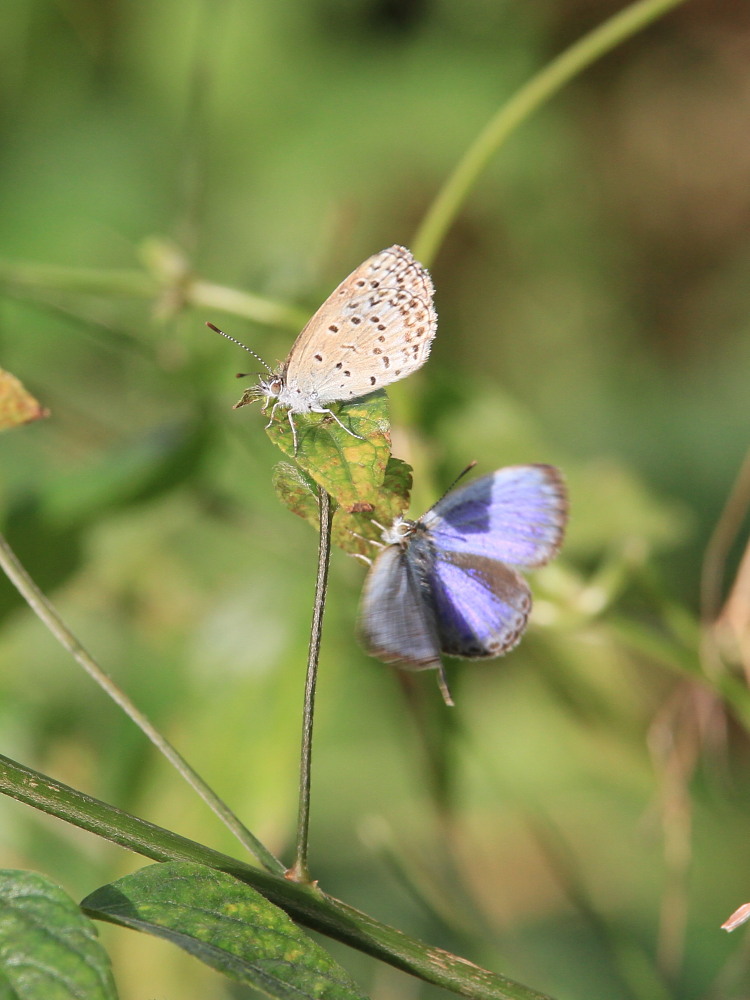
[423, 464, 567, 568]
[426, 549, 532, 659]
[357, 545, 443, 670]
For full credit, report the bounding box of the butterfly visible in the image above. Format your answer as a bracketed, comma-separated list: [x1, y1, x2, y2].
[209, 245, 437, 452]
[357, 464, 568, 705]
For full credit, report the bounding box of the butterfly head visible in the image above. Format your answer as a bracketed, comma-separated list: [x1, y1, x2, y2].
[380, 516, 417, 547]
[256, 373, 285, 399]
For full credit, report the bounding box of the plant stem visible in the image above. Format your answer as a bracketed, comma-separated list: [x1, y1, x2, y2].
[0, 258, 308, 330]
[288, 486, 334, 884]
[0, 753, 554, 1000]
[0, 531, 286, 876]
[701, 446, 750, 625]
[412, 0, 690, 266]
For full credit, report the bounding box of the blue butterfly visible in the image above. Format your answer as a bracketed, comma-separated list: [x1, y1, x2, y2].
[357, 464, 568, 705]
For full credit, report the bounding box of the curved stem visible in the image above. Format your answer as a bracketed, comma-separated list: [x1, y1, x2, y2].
[412, 0, 689, 266]
[288, 487, 334, 884]
[0, 531, 286, 876]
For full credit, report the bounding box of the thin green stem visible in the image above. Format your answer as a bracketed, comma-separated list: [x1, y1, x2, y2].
[289, 486, 334, 884]
[0, 257, 308, 330]
[0, 531, 286, 876]
[412, 0, 690, 266]
[0, 753, 554, 1000]
[190, 278, 308, 329]
[0, 261, 159, 297]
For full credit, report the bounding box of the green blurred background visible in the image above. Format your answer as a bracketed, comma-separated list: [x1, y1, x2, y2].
[1, 1, 749, 997]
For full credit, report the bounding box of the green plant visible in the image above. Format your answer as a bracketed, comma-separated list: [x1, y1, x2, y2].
[5, 2, 747, 999]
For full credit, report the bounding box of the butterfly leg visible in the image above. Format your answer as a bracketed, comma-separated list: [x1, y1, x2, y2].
[261, 401, 299, 454]
[287, 410, 299, 455]
[347, 530, 384, 565]
[314, 407, 364, 441]
[348, 529, 385, 549]
[264, 400, 282, 428]
[436, 665, 455, 707]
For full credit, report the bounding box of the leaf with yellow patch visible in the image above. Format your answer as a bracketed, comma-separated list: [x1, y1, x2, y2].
[333, 457, 412, 557]
[273, 458, 413, 559]
[265, 391, 391, 511]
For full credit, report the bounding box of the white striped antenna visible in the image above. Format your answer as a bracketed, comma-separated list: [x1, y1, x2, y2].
[206, 322, 274, 375]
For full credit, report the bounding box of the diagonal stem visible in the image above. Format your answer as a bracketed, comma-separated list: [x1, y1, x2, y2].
[0, 530, 286, 876]
[413, 0, 689, 266]
[288, 486, 334, 884]
[0, 751, 555, 1000]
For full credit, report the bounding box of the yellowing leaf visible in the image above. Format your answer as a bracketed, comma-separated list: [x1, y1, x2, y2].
[265, 392, 391, 512]
[273, 457, 413, 559]
[0, 369, 49, 431]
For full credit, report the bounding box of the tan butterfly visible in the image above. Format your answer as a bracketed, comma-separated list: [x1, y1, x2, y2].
[210, 245, 437, 451]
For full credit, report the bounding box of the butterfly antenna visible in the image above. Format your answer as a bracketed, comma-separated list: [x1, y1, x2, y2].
[429, 460, 478, 511]
[206, 322, 274, 375]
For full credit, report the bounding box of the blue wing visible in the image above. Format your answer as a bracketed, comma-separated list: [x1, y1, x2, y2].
[426, 549, 532, 659]
[357, 545, 443, 670]
[423, 464, 567, 568]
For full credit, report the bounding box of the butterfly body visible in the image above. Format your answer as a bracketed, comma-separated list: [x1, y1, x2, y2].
[233, 245, 436, 450]
[358, 465, 568, 702]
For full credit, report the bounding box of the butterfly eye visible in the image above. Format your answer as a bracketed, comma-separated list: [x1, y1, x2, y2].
[380, 517, 415, 546]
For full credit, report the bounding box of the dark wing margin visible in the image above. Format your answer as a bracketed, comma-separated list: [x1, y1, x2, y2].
[429, 552, 532, 660]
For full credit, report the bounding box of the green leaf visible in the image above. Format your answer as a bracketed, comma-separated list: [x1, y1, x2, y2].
[272, 461, 319, 530]
[273, 457, 413, 558]
[265, 392, 391, 511]
[82, 862, 368, 1000]
[0, 869, 117, 1000]
[332, 457, 412, 557]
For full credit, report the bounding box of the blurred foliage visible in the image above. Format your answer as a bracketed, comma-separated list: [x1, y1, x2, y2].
[1, 1, 750, 999]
